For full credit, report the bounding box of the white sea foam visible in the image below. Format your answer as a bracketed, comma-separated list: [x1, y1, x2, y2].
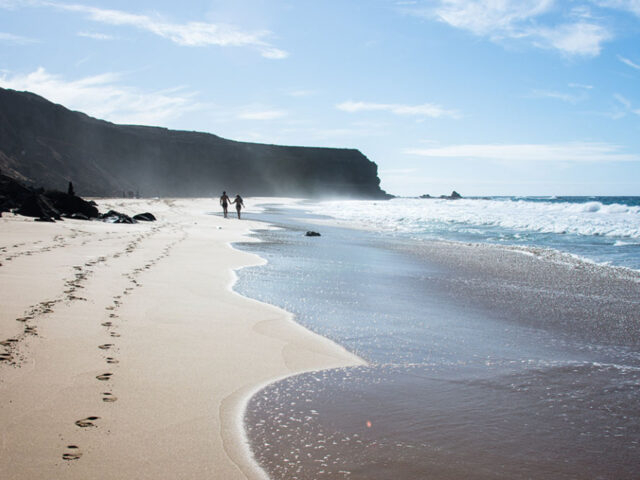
[300, 198, 640, 239]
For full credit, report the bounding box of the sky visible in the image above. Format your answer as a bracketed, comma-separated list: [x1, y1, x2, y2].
[1, 0, 640, 196]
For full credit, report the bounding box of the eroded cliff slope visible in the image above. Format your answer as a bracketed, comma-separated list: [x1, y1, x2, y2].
[0, 88, 390, 198]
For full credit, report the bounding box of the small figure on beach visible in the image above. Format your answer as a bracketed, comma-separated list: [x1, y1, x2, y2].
[231, 194, 244, 219]
[220, 191, 231, 218]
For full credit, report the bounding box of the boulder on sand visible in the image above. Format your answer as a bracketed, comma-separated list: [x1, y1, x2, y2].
[100, 210, 136, 224]
[16, 194, 61, 221]
[0, 174, 33, 213]
[45, 190, 99, 219]
[133, 212, 156, 222]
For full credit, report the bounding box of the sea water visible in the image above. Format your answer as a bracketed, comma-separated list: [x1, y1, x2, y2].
[232, 198, 640, 480]
[295, 196, 640, 271]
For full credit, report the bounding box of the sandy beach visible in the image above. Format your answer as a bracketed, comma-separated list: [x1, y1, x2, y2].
[0, 197, 364, 479]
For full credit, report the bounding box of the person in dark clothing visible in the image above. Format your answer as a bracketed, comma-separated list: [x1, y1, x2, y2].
[231, 195, 244, 219]
[220, 191, 230, 218]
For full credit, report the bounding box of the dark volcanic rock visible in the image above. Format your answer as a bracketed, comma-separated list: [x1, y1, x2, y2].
[438, 191, 463, 200]
[0, 173, 32, 212]
[17, 194, 61, 220]
[64, 212, 90, 220]
[0, 87, 392, 199]
[305, 231, 321, 237]
[100, 210, 135, 224]
[45, 190, 99, 218]
[133, 212, 156, 221]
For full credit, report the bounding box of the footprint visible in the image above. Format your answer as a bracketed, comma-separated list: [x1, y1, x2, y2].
[96, 373, 113, 381]
[101, 322, 113, 327]
[75, 416, 99, 428]
[0, 353, 12, 362]
[109, 332, 120, 338]
[98, 344, 113, 350]
[106, 357, 119, 364]
[102, 392, 118, 402]
[62, 445, 82, 461]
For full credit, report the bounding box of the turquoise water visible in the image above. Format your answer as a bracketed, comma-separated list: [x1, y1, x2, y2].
[298, 196, 640, 270]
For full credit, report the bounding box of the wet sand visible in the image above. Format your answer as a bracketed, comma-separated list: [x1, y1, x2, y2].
[0, 197, 363, 480]
[235, 208, 640, 480]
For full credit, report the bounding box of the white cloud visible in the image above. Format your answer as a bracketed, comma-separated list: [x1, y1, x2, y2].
[237, 109, 287, 120]
[568, 82, 594, 89]
[405, 142, 640, 162]
[77, 31, 115, 40]
[288, 89, 318, 97]
[402, 1, 612, 56]
[534, 22, 611, 56]
[337, 100, 460, 118]
[0, 67, 207, 126]
[593, 0, 640, 16]
[613, 93, 640, 116]
[431, 0, 554, 36]
[618, 54, 640, 69]
[0, 31, 37, 44]
[18, 1, 288, 59]
[614, 93, 632, 109]
[530, 89, 584, 103]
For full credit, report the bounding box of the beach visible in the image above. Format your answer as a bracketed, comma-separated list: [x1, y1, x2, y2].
[3, 196, 639, 480]
[0, 197, 363, 480]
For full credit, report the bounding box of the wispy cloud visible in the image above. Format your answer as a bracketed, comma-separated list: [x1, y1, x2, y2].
[5, 1, 288, 59]
[337, 100, 460, 118]
[0, 31, 37, 44]
[613, 93, 640, 116]
[77, 31, 115, 41]
[237, 109, 287, 120]
[593, 0, 640, 17]
[401, 1, 612, 56]
[533, 22, 611, 56]
[428, 0, 554, 37]
[618, 54, 640, 69]
[568, 82, 594, 89]
[0, 67, 207, 126]
[405, 142, 640, 162]
[529, 89, 586, 103]
[288, 89, 318, 98]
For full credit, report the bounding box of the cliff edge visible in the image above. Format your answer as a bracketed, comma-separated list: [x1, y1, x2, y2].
[0, 88, 390, 198]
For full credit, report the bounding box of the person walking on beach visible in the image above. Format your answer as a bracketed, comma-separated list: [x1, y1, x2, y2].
[220, 191, 230, 218]
[231, 194, 244, 219]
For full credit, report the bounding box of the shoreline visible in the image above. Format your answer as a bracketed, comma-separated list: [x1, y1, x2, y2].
[0, 197, 364, 480]
[234, 204, 640, 479]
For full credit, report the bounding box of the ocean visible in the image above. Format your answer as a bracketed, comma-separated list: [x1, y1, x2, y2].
[232, 197, 640, 479]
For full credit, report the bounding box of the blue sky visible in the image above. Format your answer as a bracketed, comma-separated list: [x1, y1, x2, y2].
[1, 0, 639, 196]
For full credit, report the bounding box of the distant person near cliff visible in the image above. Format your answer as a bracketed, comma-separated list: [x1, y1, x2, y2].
[220, 191, 230, 218]
[231, 195, 244, 219]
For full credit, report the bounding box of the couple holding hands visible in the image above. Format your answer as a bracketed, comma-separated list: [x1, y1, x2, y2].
[219, 191, 244, 219]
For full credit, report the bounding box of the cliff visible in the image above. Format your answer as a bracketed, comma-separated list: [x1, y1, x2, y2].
[0, 88, 390, 198]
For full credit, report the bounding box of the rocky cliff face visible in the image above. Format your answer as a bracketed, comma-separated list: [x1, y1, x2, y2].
[0, 88, 390, 198]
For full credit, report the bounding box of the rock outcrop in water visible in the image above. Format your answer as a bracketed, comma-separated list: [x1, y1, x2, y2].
[420, 190, 462, 200]
[0, 87, 391, 199]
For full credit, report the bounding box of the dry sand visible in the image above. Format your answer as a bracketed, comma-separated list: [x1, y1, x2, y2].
[0, 197, 364, 480]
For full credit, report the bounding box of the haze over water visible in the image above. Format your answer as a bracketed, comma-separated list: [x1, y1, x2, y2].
[235, 198, 640, 480]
